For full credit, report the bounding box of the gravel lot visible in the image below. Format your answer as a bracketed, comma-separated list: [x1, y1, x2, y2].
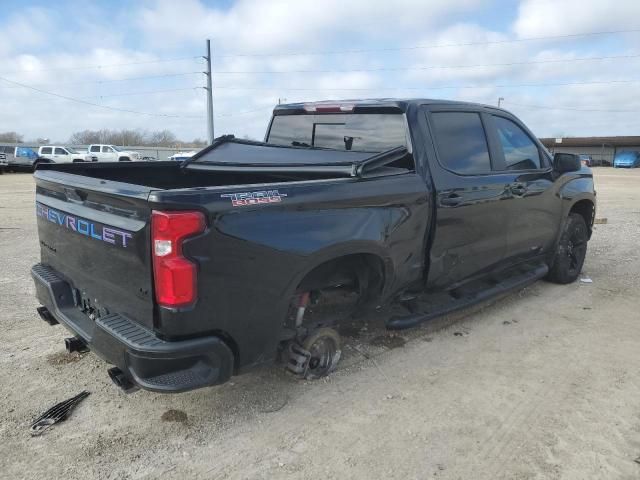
[1, 169, 639, 479]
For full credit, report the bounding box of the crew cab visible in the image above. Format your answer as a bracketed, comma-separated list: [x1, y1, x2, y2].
[31, 99, 595, 393]
[87, 144, 142, 162]
[38, 146, 92, 163]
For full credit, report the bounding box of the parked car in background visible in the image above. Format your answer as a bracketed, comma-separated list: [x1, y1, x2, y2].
[38, 146, 92, 163]
[613, 151, 640, 168]
[0, 146, 40, 171]
[87, 144, 142, 162]
[168, 151, 196, 161]
[578, 154, 593, 167]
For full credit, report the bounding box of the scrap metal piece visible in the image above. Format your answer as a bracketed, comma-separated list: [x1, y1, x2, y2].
[30, 390, 90, 436]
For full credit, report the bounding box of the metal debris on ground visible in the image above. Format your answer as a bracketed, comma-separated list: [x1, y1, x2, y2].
[594, 218, 608, 224]
[580, 277, 593, 284]
[30, 391, 90, 436]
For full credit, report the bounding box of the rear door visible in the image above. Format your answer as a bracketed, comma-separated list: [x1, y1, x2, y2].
[89, 145, 101, 160]
[34, 171, 155, 329]
[484, 113, 561, 262]
[422, 106, 513, 289]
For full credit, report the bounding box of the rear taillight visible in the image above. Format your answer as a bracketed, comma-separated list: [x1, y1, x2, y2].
[151, 210, 205, 308]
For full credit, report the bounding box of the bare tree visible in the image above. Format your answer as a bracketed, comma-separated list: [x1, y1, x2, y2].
[0, 132, 24, 143]
[148, 130, 177, 147]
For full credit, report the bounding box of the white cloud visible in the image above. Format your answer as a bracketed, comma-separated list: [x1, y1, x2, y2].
[514, 0, 640, 37]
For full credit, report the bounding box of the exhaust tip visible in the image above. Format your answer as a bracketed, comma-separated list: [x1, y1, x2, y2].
[64, 336, 89, 354]
[107, 367, 139, 394]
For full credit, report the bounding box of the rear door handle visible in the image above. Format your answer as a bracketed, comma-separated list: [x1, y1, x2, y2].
[439, 193, 462, 207]
[510, 183, 527, 196]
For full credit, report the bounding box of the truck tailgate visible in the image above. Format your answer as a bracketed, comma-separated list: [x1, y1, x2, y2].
[34, 171, 155, 329]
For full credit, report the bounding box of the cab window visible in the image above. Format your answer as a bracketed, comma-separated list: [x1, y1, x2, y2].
[430, 111, 492, 175]
[493, 116, 541, 170]
[41, 147, 52, 155]
[54, 148, 67, 155]
[102, 146, 112, 153]
[90, 145, 100, 152]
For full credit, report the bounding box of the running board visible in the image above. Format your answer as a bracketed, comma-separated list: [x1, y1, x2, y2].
[386, 263, 549, 330]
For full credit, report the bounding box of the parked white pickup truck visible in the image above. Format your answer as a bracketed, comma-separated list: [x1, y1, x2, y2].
[87, 144, 142, 162]
[38, 146, 92, 163]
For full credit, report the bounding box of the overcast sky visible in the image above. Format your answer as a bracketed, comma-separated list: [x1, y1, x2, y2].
[1, 0, 640, 142]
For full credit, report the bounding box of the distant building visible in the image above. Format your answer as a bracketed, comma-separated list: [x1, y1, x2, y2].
[539, 136, 640, 166]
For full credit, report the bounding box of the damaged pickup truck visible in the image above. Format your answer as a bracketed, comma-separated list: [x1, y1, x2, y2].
[32, 99, 595, 393]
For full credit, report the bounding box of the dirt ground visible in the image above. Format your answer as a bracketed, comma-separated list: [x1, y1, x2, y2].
[1, 169, 639, 480]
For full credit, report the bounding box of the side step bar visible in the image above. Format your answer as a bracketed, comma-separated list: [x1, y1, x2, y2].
[386, 263, 549, 330]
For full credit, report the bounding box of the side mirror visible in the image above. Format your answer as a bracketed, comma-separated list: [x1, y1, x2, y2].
[553, 153, 581, 173]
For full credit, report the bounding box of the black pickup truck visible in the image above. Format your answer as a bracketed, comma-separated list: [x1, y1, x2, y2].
[32, 99, 595, 393]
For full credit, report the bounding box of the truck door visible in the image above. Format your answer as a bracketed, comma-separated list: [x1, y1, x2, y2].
[89, 145, 101, 161]
[53, 147, 69, 162]
[422, 107, 513, 289]
[484, 113, 562, 263]
[40, 146, 53, 159]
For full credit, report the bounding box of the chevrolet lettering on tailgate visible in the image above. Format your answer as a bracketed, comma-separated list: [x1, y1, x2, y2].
[36, 202, 132, 248]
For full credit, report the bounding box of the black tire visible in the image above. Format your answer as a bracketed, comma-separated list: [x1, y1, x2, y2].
[546, 213, 589, 284]
[118, 156, 131, 162]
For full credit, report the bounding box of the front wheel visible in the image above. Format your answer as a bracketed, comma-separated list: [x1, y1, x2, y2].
[546, 213, 589, 284]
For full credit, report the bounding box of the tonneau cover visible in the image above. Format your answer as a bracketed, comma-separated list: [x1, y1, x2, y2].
[187, 138, 372, 167]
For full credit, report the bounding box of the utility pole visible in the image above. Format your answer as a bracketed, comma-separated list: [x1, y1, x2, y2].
[205, 39, 214, 143]
[498, 97, 504, 108]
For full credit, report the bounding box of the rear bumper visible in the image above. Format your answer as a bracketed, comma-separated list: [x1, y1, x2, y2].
[31, 263, 234, 393]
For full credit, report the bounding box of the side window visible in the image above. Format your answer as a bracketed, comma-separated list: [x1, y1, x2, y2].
[90, 145, 100, 152]
[102, 146, 112, 153]
[54, 148, 66, 155]
[493, 116, 541, 170]
[41, 147, 52, 155]
[430, 112, 492, 175]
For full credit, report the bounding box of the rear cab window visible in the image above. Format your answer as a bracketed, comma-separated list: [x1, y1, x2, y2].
[41, 147, 52, 155]
[267, 113, 410, 154]
[429, 111, 492, 175]
[90, 145, 100, 153]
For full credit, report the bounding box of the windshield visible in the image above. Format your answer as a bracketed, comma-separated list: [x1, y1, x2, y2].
[267, 113, 408, 153]
[111, 145, 121, 152]
[66, 147, 78, 153]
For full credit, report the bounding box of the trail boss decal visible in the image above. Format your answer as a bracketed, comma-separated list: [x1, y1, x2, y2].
[221, 190, 287, 207]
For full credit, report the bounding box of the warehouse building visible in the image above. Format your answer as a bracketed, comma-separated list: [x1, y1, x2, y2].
[539, 136, 640, 166]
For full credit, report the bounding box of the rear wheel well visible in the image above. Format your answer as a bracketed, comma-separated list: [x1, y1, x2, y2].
[292, 253, 386, 328]
[298, 254, 385, 297]
[570, 200, 595, 235]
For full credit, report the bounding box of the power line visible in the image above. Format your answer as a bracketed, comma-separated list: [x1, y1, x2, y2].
[4, 56, 202, 75]
[214, 28, 640, 58]
[209, 79, 640, 91]
[212, 52, 640, 74]
[503, 101, 640, 113]
[0, 71, 203, 89]
[0, 75, 203, 118]
[83, 87, 202, 99]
